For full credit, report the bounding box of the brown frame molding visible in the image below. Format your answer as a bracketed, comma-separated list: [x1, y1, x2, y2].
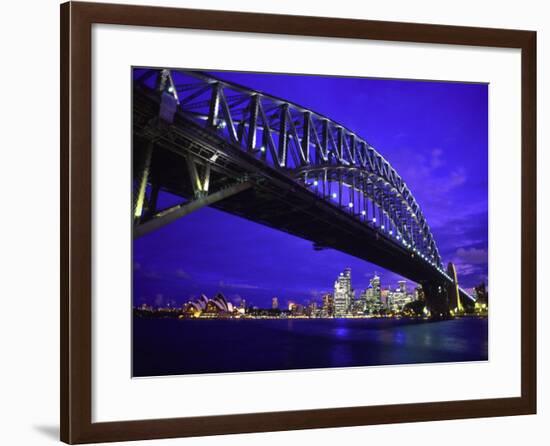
[60, 1, 537, 443]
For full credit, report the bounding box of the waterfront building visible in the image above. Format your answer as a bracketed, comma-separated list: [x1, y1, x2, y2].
[272, 296, 279, 310]
[475, 282, 488, 306]
[388, 288, 413, 312]
[322, 293, 334, 317]
[290, 303, 304, 316]
[182, 293, 234, 318]
[415, 285, 425, 302]
[306, 300, 318, 317]
[334, 267, 353, 317]
[371, 274, 381, 302]
[474, 282, 489, 314]
[351, 297, 366, 315]
[380, 289, 389, 309]
[363, 286, 380, 314]
[398, 280, 407, 294]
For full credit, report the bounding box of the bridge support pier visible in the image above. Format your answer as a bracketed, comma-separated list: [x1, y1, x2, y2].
[422, 282, 451, 320]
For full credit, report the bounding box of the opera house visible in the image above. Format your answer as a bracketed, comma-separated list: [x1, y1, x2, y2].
[181, 293, 236, 318]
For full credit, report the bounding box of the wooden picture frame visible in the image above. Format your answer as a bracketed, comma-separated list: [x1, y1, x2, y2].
[60, 1, 536, 443]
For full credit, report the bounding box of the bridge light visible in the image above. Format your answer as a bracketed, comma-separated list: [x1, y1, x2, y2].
[218, 120, 227, 129]
[348, 202, 354, 208]
[313, 180, 319, 186]
[259, 146, 266, 153]
[361, 210, 366, 216]
[389, 230, 393, 235]
[332, 192, 337, 199]
[372, 217, 376, 223]
[381, 225, 385, 230]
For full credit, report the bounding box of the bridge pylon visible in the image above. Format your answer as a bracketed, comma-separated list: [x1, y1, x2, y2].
[447, 262, 464, 315]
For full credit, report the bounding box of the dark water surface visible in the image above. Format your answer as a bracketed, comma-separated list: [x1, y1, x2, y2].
[132, 317, 488, 377]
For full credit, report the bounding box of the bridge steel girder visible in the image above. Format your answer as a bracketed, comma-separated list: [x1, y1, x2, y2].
[134, 180, 252, 239]
[133, 69, 476, 306]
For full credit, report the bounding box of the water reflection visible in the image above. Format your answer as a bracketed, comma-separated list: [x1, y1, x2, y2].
[133, 317, 489, 377]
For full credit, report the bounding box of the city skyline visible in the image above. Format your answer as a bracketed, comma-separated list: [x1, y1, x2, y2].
[133, 251, 481, 310]
[133, 70, 488, 309]
[137, 267, 418, 312]
[136, 265, 487, 318]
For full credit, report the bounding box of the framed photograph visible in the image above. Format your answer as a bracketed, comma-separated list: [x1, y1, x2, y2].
[61, 1, 536, 443]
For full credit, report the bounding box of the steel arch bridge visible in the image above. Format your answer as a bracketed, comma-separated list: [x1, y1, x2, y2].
[132, 68, 474, 317]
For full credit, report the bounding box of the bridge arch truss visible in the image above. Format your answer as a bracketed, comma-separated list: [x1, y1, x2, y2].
[135, 68, 448, 275]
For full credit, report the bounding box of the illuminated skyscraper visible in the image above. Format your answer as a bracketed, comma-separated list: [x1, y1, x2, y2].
[334, 267, 353, 317]
[271, 297, 279, 310]
[370, 274, 381, 302]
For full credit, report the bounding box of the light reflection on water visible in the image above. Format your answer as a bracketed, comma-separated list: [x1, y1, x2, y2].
[133, 317, 488, 377]
[333, 327, 351, 338]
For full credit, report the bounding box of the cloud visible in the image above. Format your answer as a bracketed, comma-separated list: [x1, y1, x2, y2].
[175, 269, 192, 280]
[430, 148, 445, 169]
[447, 167, 467, 190]
[455, 247, 488, 264]
[218, 280, 260, 290]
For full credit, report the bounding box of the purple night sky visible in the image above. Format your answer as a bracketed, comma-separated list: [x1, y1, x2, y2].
[133, 70, 488, 309]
